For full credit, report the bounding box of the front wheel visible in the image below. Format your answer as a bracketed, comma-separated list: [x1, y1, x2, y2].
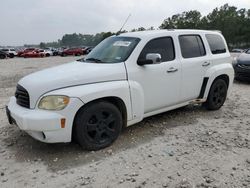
[74, 101, 122, 150]
[204, 79, 228, 110]
[9, 53, 14, 58]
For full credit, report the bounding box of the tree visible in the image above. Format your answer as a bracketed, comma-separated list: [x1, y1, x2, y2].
[160, 4, 250, 49]
[39, 42, 46, 49]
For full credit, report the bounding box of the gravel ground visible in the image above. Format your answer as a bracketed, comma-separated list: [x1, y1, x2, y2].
[0, 56, 250, 188]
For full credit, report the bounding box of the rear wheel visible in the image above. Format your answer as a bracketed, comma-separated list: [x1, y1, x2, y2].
[74, 101, 122, 150]
[204, 79, 228, 110]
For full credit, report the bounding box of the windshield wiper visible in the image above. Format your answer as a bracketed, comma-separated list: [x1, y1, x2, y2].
[85, 58, 103, 63]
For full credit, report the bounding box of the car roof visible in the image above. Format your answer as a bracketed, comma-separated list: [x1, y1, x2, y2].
[120, 29, 222, 39]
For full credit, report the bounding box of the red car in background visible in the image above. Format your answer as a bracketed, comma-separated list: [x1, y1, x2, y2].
[21, 49, 45, 58]
[61, 48, 84, 56]
[17, 48, 37, 57]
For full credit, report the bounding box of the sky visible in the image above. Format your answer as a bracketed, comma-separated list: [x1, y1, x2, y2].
[0, 0, 249, 46]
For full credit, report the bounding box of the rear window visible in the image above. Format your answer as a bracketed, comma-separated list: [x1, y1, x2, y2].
[179, 35, 206, 58]
[205, 34, 226, 54]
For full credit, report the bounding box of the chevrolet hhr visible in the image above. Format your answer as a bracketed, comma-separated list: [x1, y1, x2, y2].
[6, 30, 234, 150]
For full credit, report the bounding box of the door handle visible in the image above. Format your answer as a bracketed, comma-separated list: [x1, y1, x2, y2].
[202, 62, 210, 67]
[167, 67, 178, 73]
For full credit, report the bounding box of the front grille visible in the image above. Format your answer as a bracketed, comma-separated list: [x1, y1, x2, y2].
[15, 84, 30, 108]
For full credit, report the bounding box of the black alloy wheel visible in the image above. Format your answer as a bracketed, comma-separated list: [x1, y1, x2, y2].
[205, 79, 228, 110]
[74, 101, 122, 150]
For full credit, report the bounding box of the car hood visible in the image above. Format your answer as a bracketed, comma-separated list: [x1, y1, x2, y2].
[18, 61, 127, 108]
[238, 53, 250, 64]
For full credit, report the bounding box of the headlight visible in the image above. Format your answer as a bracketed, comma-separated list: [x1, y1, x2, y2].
[38, 95, 70, 110]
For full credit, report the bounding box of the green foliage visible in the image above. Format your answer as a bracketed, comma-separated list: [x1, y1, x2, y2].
[41, 32, 115, 48]
[39, 4, 249, 49]
[160, 4, 250, 48]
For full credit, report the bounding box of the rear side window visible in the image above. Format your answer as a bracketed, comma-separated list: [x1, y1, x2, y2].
[138, 37, 175, 62]
[179, 35, 206, 58]
[206, 34, 226, 54]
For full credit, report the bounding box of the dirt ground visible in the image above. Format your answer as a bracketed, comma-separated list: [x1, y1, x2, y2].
[0, 56, 250, 188]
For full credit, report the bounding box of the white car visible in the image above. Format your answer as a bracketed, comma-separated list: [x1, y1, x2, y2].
[6, 30, 234, 150]
[1, 48, 17, 58]
[43, 49, 53, 57]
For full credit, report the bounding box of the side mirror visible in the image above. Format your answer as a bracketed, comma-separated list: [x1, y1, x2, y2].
[137, 53, 162, 66]
[146, 53, 161, 64]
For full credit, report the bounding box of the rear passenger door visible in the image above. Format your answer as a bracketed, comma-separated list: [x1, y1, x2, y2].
[179, 35, 209, 102]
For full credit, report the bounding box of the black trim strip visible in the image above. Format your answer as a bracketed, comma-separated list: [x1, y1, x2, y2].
[198, 77, 209, 99]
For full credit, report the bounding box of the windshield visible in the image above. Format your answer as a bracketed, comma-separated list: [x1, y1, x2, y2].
[245, 49, 250, 54]
[80, 36, 140, 63]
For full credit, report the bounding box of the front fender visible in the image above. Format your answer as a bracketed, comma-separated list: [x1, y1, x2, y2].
[45, 81, 133, 121]
[204, 63, 234, 99]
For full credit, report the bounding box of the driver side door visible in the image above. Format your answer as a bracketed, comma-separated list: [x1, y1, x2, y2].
[127, 36, 181, 114]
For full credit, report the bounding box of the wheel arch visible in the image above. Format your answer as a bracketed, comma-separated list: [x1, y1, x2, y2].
[71, 96, 128, 141]
[203, 73, 231, 100]
[202, 63, 234, 100]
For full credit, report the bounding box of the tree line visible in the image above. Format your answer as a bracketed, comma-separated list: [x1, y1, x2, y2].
[40, 4, 250, 49]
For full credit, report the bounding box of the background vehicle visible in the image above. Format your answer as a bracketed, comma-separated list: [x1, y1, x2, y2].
[52, 48, 60, 56]
[6, 30, 234, 150]
[231, 48, 244, 53]
[0, 50, 8, 59]
[43, 49, 53, 57]
[21, 49, 45, 58]
[61, 48, 84, 56]
[0, 48, 17, 58]
[17, 48, 37, 57]
[85, 46, 94, 54]
[233, 48, 250, 81]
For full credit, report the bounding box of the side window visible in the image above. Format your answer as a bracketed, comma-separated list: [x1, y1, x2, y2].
[206, 34, 226, 54]
[138, 37, 175, 62]
[179, 35, 206, 58]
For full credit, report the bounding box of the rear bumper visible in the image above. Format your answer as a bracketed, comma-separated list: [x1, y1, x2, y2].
[6, 96, 83, 143]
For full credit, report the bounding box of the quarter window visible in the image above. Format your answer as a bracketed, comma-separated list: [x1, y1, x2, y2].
[138, 37, 175, 62]
[179, 35, 206, 58]
[205, 34, 226, 54]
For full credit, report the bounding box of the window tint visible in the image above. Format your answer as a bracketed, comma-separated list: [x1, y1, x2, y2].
[138, 37, 175, 62]
[206, 34, 226, 54]
[179, 35, 206, 58]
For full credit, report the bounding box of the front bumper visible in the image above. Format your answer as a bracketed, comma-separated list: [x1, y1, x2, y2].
[6, 96, 83, 143]
[234, 64, 250, 81]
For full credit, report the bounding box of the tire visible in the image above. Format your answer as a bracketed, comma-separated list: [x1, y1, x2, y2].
[0, 54, 5, 59]
[74, 101, 122, 150]
[45, 53, 50, 57]
[9, 53, 14, 58]
[204, 79, 228, 110]
[61, 53, 66, 57]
